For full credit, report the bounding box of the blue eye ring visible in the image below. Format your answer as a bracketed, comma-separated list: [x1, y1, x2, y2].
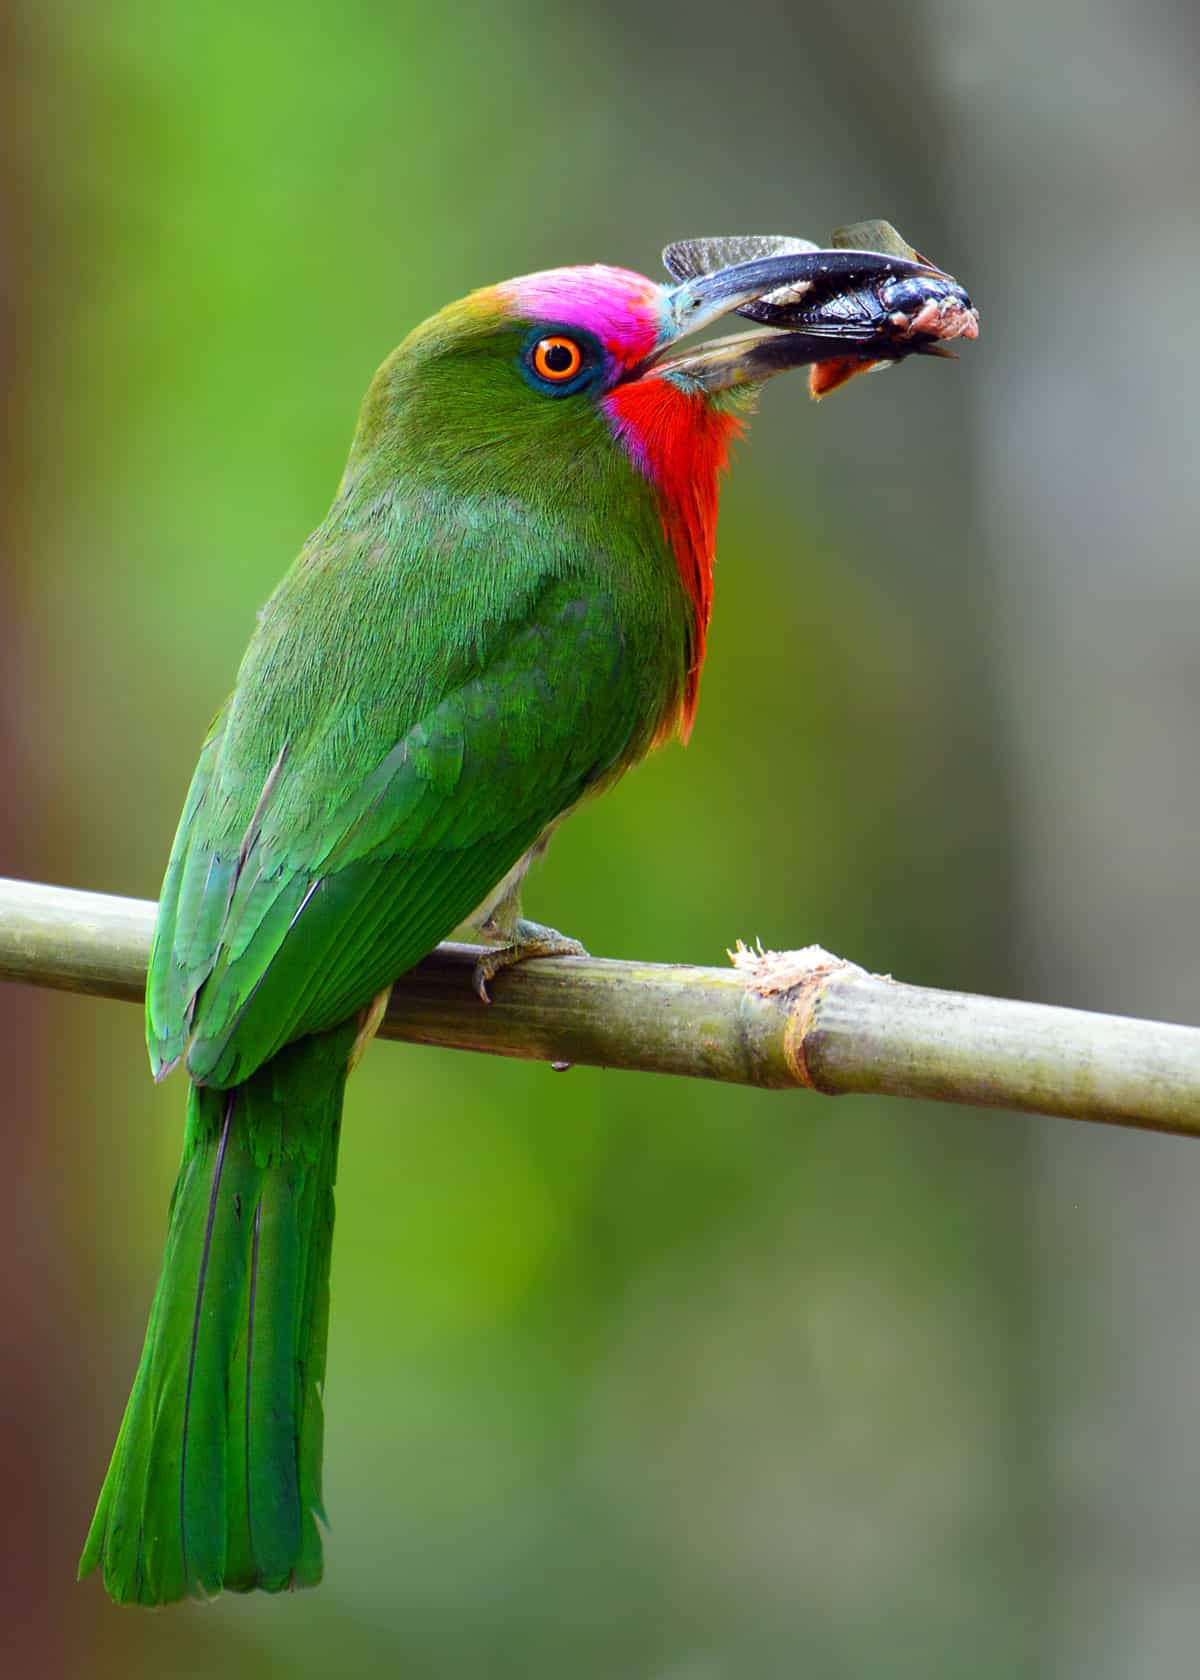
[520, 326, 603, 396]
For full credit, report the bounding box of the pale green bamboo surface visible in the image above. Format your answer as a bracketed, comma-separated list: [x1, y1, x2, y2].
[2, 876, 1196, 1133]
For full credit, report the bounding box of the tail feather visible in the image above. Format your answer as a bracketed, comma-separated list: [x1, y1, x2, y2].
[80, 1025, 354, 1605]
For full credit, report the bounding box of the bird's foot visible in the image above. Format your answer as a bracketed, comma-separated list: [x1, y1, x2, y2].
[472, 919, 589, 1004]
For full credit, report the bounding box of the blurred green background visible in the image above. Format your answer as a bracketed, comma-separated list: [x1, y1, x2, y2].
[2, 1, 1198, 1675]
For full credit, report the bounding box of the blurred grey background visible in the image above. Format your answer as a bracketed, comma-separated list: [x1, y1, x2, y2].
[1, 0, 1198, 1674]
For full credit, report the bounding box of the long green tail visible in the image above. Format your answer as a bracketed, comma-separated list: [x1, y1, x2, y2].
[80, 1024, 356, 1605]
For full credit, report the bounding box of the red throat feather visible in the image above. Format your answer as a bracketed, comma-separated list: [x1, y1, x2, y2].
[603, 380, 743, 741]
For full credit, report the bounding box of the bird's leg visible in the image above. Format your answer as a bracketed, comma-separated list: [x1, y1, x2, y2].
[464, 838, 588, 1003]
[347, 984, 392, 1073]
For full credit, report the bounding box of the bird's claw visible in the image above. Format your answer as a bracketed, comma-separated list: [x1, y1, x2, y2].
[471, 920, 589, 1004]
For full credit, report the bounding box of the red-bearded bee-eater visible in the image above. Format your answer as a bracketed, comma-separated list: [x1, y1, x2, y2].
[80, 237, 977, 1604]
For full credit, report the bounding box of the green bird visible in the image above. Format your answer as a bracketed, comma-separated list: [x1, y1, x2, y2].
[80, 236, 975, 1605]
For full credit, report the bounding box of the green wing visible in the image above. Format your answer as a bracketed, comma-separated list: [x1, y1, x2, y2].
[147, 571, 663, 1090]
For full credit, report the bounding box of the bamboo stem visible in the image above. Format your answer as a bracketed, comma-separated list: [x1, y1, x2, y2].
[1, 875, 1197, 1134]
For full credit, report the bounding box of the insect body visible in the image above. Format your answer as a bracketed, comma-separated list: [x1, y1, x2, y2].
[663, 222, 978, 397]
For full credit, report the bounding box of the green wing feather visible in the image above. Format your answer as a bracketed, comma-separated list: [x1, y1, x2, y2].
[149, 502, 682, 1089]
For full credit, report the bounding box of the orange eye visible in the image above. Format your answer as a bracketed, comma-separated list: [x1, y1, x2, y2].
[531, 335, 584, 383]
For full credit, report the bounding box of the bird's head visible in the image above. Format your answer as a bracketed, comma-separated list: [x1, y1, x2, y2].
[346, 243, 954, 483]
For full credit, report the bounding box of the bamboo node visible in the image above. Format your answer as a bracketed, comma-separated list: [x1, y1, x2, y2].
[729, 939, 864, 1088]
[728, 937, 860, 996]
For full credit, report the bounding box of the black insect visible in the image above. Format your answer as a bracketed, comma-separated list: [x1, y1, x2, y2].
[662, 224, 978, 392]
